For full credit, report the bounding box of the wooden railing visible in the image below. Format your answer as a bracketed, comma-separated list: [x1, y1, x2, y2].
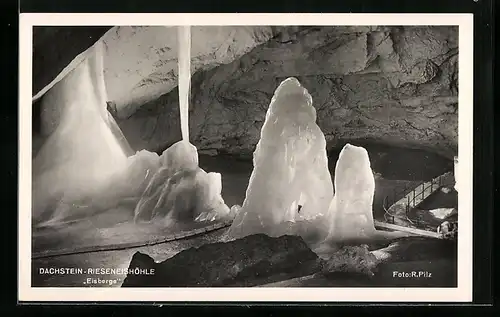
[382, 182, 414, 224]
[383, 171, 454, 226]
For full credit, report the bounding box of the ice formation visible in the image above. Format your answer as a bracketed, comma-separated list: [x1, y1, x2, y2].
[134, 140, 231, 224]
[133, 141, 198, 222]
[325, 144, 377, 241]
[133, 28, 231, 225]
[105, 150, 161, 201]
[32, 26, 231, 228]
[32, 40, 134, 225]
[178, 25, 191, 142]
[227, 77, 334, 239]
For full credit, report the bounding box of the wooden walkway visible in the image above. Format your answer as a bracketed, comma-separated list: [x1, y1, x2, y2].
[383, 171, 454, 235]
[391, 172, 454, 211]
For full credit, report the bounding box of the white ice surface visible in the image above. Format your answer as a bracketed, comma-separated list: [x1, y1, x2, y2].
[32, 41, 133, 225]
[227, 77, 334, 239]
[325, 143, 377, 241]
[134, 141, 231, 224]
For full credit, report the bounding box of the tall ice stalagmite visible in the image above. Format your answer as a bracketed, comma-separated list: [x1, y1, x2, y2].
[227, 77, 334, 239]
[326, 144, 377, 241]
[32, 40, 132, 225]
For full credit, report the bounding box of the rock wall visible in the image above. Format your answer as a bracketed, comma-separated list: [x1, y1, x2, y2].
[100, 26, 277, 118]
[117, 26, 458, 157]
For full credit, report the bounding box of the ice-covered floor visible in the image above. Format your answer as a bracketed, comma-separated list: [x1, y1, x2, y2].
[32, 145, 454, 287]
[33, 228, 226, 287]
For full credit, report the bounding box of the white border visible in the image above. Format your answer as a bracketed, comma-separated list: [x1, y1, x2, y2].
[18, 13, 474, 303]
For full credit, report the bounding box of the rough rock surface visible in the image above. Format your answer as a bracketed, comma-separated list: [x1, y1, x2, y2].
[114, 26, 458, 157]
[102, 26, 276, 117]
[121, 233, 322, 287]
[321, 245, 379, 277]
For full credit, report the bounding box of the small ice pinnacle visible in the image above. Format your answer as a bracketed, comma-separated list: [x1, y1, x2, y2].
[325, 143, 377, 241]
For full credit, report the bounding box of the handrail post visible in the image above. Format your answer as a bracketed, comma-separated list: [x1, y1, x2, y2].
[412, 189, 415, 207]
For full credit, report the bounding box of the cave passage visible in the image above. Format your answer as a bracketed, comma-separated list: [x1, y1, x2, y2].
[31, 27, 454, 260]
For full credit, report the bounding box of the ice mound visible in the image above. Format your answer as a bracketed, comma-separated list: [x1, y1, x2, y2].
[134, 140, 231, 224]
[105, 150, 161, 200]
[325, 144, 377, 241]
[32, 40, 134, 225]
[227, 77, 334, 239]
[160, 140, 199, 173]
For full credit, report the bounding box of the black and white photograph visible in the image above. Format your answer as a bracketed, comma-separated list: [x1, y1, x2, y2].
[18, 13, 474, 302]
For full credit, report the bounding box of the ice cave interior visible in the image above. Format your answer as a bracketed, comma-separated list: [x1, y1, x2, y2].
[30, 26, 459, 287]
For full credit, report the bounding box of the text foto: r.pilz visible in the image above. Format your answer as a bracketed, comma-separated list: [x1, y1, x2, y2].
[393, 271, 433, 278]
